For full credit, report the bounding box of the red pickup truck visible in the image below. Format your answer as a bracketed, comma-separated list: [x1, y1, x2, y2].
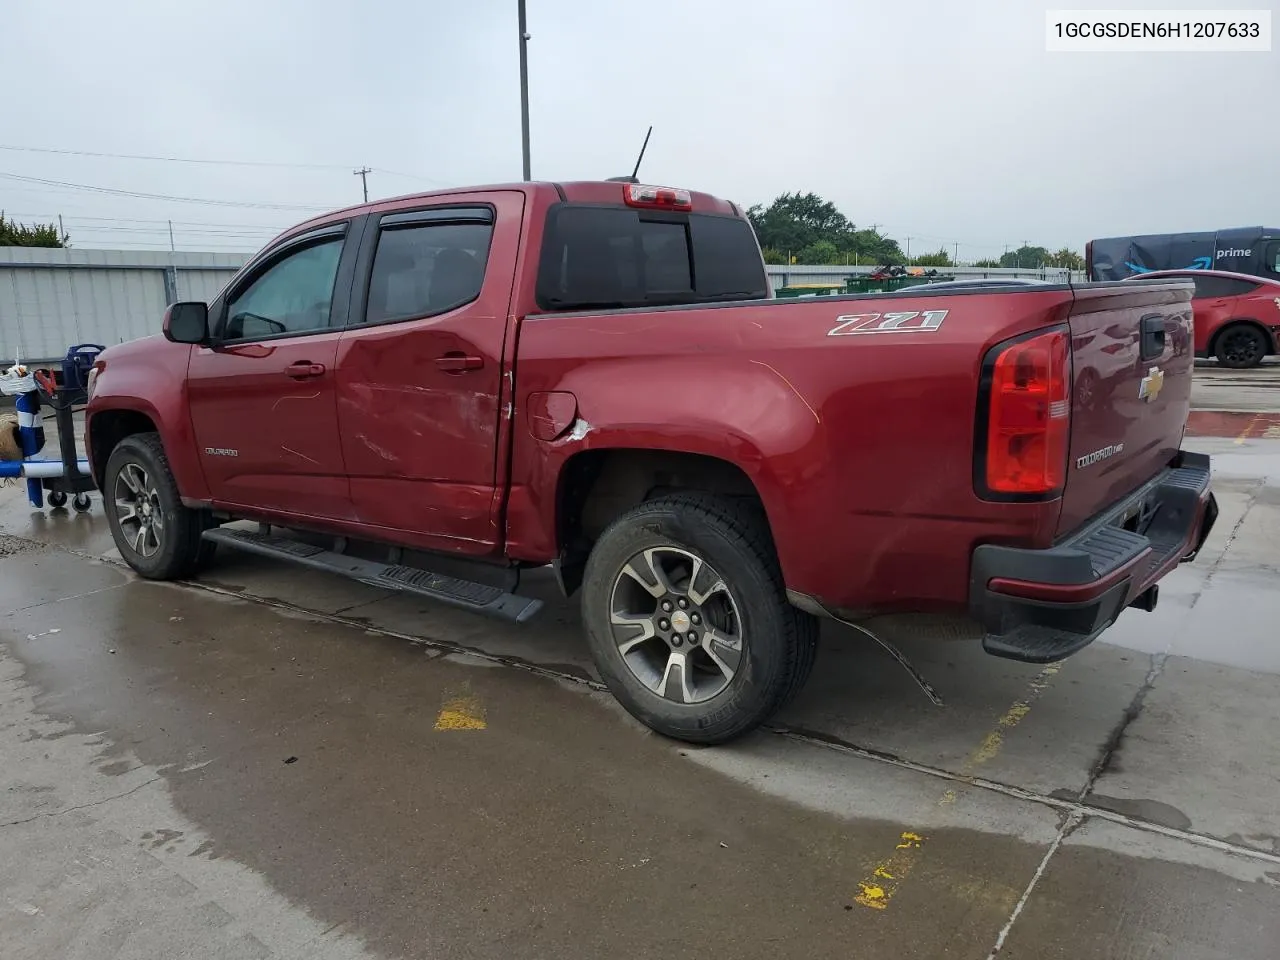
[85, 180, 1218, 744]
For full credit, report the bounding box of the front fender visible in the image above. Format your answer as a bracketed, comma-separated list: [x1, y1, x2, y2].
[86, 340, 208, 501]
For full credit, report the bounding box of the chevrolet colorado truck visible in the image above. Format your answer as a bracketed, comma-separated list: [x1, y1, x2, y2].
[85, 180, 1218, 744]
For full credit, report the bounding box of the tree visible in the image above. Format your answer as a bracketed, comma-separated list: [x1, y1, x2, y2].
[747, 192, 856, 255]
[913, 248, 952, 267]
[0, 212, 69, 247]
[1000, 245, 1050, 269]
[746, 192, 904, 265]
[1045, 247, 1084, 270]
[972, 258, 1002, 268]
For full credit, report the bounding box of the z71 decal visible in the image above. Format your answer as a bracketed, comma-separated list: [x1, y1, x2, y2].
[827, 310, 949, 337]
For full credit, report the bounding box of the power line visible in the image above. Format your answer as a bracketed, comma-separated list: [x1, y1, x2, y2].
[0, 144, 453, 187]
[0, 143, 352, 171]
[3, 213, 290, 229]
[0, 171, 331, 211]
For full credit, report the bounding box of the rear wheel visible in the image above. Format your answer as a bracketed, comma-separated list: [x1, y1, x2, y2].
[104, 433, 215, 579]
[581, 493, 818, 745]
[1215, 323, 1268, 369]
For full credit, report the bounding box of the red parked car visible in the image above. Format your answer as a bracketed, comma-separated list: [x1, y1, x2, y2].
[1125, 269, 1280, 368]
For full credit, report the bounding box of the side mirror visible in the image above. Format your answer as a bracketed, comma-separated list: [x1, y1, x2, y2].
[163, 301, 209, 344]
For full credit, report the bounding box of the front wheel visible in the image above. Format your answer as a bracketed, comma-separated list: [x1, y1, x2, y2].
[1215, 323, 1269, 369]
[103, 433, 215, 579]
[581, 493, 818, 745]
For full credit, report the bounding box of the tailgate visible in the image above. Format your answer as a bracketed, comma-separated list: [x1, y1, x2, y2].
[1058, 280, 1195, 535]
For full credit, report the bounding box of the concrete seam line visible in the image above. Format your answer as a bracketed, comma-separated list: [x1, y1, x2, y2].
[984, 811, 1081, 959]
[773, 727, 1280, 867]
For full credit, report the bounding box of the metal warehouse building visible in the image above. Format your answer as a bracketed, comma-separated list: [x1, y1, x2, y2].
[0, 247, 244, 362]
[1, 246, 1080, 363]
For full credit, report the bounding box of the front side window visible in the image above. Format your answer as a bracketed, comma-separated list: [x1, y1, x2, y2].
[224, 237, 344, 340]
[364, 221, 493, 324]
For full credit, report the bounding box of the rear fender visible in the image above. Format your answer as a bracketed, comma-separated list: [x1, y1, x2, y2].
[1211, 317, 1279, 354]
[506, 360, 825, 574]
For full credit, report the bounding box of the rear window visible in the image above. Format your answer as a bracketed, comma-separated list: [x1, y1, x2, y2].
[1191, 275, 1258, 298]
[536, 205, 768, 311]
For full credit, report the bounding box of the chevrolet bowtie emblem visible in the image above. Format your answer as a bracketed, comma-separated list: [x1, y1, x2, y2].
[1139, 366, 1164, 403]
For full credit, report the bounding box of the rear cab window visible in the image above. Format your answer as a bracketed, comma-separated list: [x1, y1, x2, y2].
[535, 203, 768, 311]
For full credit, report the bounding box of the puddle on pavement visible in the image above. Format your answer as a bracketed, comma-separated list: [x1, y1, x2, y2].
[5, 474, 1280, 957]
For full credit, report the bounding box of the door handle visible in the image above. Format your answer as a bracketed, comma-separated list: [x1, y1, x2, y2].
[285, 361, 326, 379]
[435, 353, 484, 373]
[1139, 314, 1166, 362]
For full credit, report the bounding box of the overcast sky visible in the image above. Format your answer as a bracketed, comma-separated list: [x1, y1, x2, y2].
[2, 0, 1275, 259]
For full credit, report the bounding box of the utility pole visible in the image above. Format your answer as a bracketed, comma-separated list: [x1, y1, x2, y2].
[168, 220, 176, 253]
[353, 167, 371, 202]
[906, 237, 912, 263]
[954, 242, 959, 265]
[58, 214, 65, 244]
[518, 0, 532, 180]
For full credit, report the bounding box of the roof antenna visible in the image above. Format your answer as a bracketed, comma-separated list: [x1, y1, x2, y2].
[607, 126, 652, 184]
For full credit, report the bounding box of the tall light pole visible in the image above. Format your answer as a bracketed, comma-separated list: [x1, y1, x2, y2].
[518, 0, 531, 181]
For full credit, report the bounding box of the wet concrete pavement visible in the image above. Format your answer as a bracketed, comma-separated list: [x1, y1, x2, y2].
[3, 426, 1280, 957]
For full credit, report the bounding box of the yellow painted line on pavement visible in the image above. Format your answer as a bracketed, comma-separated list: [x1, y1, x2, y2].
[851, 662, 1062, 911]
[854, 831, 925, 910]
[1234, 414, 1263, 445]
[434, 689, 487, 730]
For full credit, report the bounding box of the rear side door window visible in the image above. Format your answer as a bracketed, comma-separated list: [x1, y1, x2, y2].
[223, 236, 345, 341]
[361, 210, 494, 325]
[1192, 275, 1257, 299]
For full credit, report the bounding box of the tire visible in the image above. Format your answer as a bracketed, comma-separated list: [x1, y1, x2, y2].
[103, 432, 215, 579]
[1215, 323, 1269, 369]
[72, 493, 92, 513]
[47, 489, 68, 509]
[581, 492, 819, 745]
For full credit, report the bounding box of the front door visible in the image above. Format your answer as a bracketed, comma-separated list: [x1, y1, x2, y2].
[334, 192, 524, 555]
[188, 222, 359, 521]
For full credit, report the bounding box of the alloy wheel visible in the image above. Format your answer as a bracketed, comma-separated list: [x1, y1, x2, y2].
[608, 546, 744, 704]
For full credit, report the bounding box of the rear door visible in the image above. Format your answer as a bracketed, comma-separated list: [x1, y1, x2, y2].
[334, 191, 524, 556]
[1059, 280, 1195, 534]
[187, 220, 362, 520]
[1191, 274, 1259, 356]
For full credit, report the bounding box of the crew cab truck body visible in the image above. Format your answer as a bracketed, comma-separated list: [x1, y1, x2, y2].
[85, 180, 1217, 744]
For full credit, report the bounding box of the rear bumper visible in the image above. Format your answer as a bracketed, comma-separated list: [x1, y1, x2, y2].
[970, 450, 1216, 663]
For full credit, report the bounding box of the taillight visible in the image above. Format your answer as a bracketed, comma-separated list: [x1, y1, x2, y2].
[623, 183, 693, 211]
[980, 328, 1071, 498]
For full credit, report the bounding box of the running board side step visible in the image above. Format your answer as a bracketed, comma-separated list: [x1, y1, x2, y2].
[201, 528, 544, 623]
